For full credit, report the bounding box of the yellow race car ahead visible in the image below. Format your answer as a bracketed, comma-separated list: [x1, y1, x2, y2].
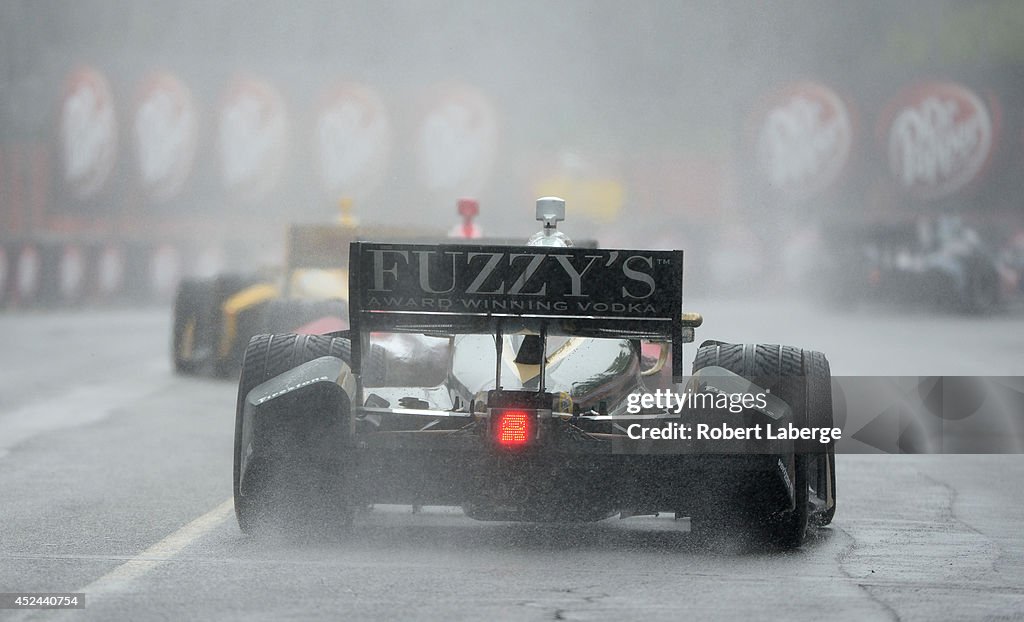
[172, 220, 444, 377]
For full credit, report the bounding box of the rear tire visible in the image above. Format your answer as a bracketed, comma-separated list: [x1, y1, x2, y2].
[233, 333, 355, 537]
[804, 350, 836, 526]
[691, 343, 835, 547]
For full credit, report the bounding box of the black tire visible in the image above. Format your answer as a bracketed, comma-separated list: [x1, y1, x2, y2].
[233, 333, 355, 537]
[171, 279, 216, 374]
[215, 296, 347, 379]
[804, 350, 837, 526]
[692, 342, 835, 547]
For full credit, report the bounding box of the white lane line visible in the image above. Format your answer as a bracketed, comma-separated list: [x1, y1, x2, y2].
[9, 498, 235, 621]
[78, 498, 235, 600]
[0, 361, 167, 459]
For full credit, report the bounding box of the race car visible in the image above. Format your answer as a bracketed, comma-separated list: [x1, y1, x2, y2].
[817, 215, 1017, 313]
[232, 197, 837, 548]
[171, 219, 440, 377]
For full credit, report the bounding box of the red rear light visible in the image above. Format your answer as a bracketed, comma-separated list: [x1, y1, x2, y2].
[496, 410, 531, 446]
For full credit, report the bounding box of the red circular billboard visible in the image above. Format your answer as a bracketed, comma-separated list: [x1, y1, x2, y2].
[753, 81, 853, 200]
[60, 66, 118, 200]
[218, 76, 289, 202]
[882, 81, 996, 200]
[133, 71, 199, 202]
[415, 84, 498, 195]
[313, 83, 391, 200]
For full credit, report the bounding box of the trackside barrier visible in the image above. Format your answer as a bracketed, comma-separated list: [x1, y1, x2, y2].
[0, 238, 199, 310]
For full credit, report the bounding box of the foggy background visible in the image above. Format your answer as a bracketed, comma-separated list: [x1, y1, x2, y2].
[2, 0, 1023, 301]
[4, 7, 1024, 619]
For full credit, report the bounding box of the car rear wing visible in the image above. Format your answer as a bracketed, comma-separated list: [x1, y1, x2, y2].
[348, 241, 698, 383]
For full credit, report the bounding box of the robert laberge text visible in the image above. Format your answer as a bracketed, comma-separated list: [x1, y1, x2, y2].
[626, 422, 842, 444]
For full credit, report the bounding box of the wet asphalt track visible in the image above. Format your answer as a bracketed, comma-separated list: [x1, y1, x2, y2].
[1, 303, 1023, 621]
